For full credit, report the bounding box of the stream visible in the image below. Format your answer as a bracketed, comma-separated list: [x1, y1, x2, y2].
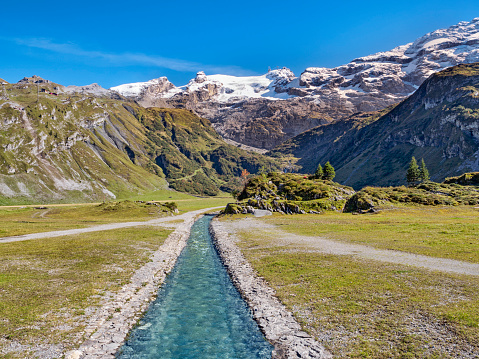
[116, 215, 273, 358]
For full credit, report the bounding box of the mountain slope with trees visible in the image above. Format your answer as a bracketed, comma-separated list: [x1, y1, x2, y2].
[271, 63, 479, 189]
[0, 79, 280, 203]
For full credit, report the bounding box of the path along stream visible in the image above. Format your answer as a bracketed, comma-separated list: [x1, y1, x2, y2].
[116, 215, 273, 359]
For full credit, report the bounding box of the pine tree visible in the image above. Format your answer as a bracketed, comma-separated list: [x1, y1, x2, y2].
[419, 158, 430, 182]
[314, 163, 323, 179]
[406, 157, 420, 185]
[323, 161, 336, 181]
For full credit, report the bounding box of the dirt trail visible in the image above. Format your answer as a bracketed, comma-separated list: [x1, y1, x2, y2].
[0, 207, 223, 244]
[221, 217, 479, 277]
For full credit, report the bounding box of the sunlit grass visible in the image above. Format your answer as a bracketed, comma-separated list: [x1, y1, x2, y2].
[224, 214, 479, 358]
[260, 206, 479, 263]
[0, 201, 169, 237]
[0, 226, 171, 355]
[249, 250, 479, 358]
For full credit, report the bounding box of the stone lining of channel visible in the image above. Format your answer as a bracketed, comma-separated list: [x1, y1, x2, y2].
[64, 212, 201, 359]
[210, 218, 332, 359]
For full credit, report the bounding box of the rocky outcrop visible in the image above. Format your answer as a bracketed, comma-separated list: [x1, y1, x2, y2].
[65, 83, 122, 99]
[199, 97, 333, 149]
[18, 75, 51, 84]
[210, 219, 331, 359]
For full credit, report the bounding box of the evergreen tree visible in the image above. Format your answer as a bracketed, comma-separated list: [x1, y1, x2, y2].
[323, 161, 336, 181]
[314, 163, 323, 179]
[406, 157, 420, 185]
[419, 158, 430, 182]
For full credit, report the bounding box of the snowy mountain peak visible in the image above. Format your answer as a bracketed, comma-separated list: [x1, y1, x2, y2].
[194, 71, 208, 83]
[110, 76, 175, 98]
[111, 18, 479, 115]
[300, 17, 479, 104]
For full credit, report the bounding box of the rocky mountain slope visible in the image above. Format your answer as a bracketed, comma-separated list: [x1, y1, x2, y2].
[112, 18, 479, 149]
[0, 78, 280, 204]
[271, 63, 479, 188]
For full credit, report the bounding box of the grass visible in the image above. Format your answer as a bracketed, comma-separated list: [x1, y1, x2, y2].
[126, 188, 231, 212]
[175, 196, 231, 212]
[0, 226, 171, 356]
[0, 196, 230, 238]
[260, 206, 479, 263]
[0, 201, 170, 238]
[225, 216, 479, 358]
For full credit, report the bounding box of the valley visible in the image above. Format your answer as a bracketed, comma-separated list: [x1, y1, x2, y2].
[2, 15, 479, 359]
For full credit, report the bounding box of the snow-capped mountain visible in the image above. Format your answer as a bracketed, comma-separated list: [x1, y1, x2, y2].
[111, 18, 479, 149]
[299, 17, 479, 98]
[111, 68, 297, 104]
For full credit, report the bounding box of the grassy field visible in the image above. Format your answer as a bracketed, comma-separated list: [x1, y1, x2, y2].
[0, 226, 171, 357]
[0, 201, 166, 238]
[0, 195, 230, 238]
[220, 206, 479, 358]
[260, 206, 479, 263]
[0, 192, 228, 357]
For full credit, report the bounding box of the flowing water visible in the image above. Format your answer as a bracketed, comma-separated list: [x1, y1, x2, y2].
[116, 215, 273, 359]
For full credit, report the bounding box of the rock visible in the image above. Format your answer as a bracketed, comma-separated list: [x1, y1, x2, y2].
[64, 350, 82, 359]
[253, 209, 272, 217]
[195, 71, 208, 83]
[18, 75, 51, 84]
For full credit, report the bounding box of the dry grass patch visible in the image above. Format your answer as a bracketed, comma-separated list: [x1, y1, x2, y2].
[237, 243, 479, 358]
[0, 226, 170, 357]
[261, 206, 479, 263]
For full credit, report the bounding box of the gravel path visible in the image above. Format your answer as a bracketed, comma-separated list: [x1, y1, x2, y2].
[221, 217, 479, 277]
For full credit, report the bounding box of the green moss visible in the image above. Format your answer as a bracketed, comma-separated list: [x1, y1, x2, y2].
[344, 181, 479, 212]
[228, 172, 354, 213]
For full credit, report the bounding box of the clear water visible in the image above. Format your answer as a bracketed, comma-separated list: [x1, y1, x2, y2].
[116, 215, 273, 359]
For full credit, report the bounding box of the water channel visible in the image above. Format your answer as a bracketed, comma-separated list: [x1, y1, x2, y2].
[116, 215, 273, 358]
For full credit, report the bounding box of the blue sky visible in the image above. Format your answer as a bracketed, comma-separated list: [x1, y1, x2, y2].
[1, 0, 479, 88]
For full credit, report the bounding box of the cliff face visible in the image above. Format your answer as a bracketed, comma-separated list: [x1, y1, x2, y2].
[271, 63, 479, 188]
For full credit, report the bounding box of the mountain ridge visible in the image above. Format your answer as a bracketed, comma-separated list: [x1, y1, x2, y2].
[0, 81, 280, 203]
[271, 62, 479, 188]
[111, 18, 479, 150]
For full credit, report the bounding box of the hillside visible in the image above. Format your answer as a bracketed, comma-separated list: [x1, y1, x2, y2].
[271, 63, 479, 188]
[125, 106, 281, 195]
[0, 79, 280, 203]
[224, 172, 355, 214]
[345, 180, 479, 213]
